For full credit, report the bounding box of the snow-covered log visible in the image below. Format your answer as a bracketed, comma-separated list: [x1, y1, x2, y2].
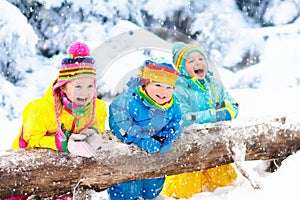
[1, 116, 300, 198]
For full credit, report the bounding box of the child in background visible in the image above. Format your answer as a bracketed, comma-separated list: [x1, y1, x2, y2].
[161, 42, 239, 198]
[107, 57, 182, 200]
[10, 41, 107, 199]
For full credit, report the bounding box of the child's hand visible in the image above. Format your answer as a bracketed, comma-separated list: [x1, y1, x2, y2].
[152, 134, 166, 144]
[64, 128, 102, 157]
[136, 138, 161, 153]
[79, 128, 98, 136]
[159, 132, 175, 154]
[159, 140, 173, 154]
[85, 133, 102, 152]
[67, 134, 96, 157]
[216, 100, 235, 121]
[152, 130, 176, 154]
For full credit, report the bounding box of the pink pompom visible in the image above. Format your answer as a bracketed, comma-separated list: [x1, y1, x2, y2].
[68, 41, 90, 58]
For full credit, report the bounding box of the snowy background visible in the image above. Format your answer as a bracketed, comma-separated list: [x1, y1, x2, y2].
[1, 0, 300, 199]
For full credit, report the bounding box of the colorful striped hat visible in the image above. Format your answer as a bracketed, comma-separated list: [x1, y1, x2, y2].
[53, 41, 97, 142]
[139, 57, 179, 87]
[172, 42, 208, 77]
[53, 41, 96, 94]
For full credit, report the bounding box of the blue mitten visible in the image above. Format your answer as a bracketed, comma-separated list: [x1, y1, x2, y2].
[137, 137, 161, 153]
[216, 100, 236, 121]
[216, 109, 232, 121]
[152, 130, 167, 143]
[159, 134, 175, 154]
[152, 130, 176, 154]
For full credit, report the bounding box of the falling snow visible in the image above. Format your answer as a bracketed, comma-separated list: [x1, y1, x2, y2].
[1, 0, 300, 199]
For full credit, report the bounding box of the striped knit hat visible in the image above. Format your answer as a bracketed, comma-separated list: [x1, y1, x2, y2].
[53, 41, 97, 141]
[139, 57, 179, 87]
[53, 41, 96, 94]
[172, 42, 208, 77]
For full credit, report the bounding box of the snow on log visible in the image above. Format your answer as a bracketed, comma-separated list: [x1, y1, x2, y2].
[1, 115, 300, 198]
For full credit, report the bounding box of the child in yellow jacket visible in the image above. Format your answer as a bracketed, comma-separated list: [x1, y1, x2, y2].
[9, 41, 107, 199]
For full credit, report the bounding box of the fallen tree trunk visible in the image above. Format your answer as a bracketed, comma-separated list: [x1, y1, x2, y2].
[1, 116, 300, 198]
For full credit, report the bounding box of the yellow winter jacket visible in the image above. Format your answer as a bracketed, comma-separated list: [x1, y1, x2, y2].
[161, 164, 237, 198]
[12, 83, 107, 150]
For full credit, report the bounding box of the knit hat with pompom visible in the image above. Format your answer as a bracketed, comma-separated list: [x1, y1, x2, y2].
[53, 41, 96, 94]
[53, 41, 97, 142]
[172, 42, 208, 77]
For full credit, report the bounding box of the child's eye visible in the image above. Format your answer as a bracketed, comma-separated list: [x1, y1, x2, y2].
[155, 83, 162, 87]
[88, 84, 94, 88]
[75, 85, 82, 88]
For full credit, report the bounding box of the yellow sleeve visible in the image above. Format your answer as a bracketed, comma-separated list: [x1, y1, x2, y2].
[94, 99, 107, 134]
[22, 99, 58, 151]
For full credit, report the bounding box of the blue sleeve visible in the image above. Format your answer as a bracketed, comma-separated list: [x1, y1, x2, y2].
[174, 85, 217, 126]
[109, 92, 158, 145]
[154, 101, 182, 154]
[109, 93, 135, 143]
[160, 100, 182, 139]
[215, 79, 239, 119]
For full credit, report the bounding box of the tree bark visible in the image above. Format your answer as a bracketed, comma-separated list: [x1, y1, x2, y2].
[1, 116, 300, 199]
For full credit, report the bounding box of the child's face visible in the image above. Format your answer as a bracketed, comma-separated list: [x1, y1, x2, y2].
[62, 77, 95, 107]
[185, 51, 207, 80]
[145, 82, 173, 105]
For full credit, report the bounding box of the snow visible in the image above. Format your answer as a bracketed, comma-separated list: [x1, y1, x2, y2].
[0, 1, 38, 52]
[144, 0, 188, 20]
[264, 0, 300, 25]
[1, 0, 300, 199]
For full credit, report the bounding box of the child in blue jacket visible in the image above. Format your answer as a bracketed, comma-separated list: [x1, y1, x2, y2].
[107, 57, 182, 200]
[162, 42, 239, 198]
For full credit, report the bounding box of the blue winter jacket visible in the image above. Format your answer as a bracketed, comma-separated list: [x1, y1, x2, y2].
[109, 80, 182, 153]
[174, 73, 239, 127]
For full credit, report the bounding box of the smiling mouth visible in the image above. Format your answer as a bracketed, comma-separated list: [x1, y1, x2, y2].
[77, 97, 89, 103]
[194, 68, 204, 74]
[156, 95, 166, 99]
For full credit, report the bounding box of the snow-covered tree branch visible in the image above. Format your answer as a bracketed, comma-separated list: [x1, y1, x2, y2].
[1, 115, 299, 198]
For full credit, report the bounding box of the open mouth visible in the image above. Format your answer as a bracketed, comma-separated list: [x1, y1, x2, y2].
[194, 68, 204, 74]
[77, 97, 89, 103]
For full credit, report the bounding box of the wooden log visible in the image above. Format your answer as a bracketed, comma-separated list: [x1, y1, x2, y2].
[1, 116, 300, 198]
